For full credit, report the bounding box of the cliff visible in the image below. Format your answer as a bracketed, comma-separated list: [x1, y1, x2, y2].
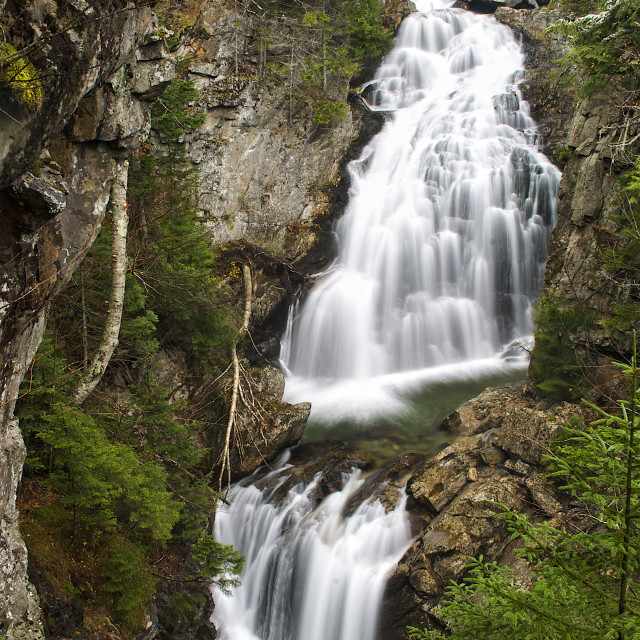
[0, 0, 407, 635]
[0, 0, 637, 637]
[0, 2, 174, 636]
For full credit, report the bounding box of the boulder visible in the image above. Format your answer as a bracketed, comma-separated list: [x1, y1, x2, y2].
[214, 365, 312, 479]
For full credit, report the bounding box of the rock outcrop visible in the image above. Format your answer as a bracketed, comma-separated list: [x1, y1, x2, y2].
[0, 2, 174, 636]
[379, 384, 590, 637]
[179, 0, 398, 267]
[212, 364, 312, 480]
[497, 4, 640, 394]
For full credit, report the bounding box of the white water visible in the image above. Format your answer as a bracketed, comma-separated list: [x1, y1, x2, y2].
[212, 455, 412, 640]
[212, 3, 561, 639]
[281, 0, 560, 421]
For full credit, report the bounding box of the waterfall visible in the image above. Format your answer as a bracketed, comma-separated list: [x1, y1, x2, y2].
[212, 454, 412, 640]
[281, 0, 560, 421]
[212, 3, 561, 639]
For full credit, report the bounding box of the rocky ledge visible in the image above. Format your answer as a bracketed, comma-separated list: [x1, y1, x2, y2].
[379, 383, 592, 637]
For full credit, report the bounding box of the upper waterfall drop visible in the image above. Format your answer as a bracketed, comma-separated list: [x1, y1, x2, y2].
[281, 0, 560, 421]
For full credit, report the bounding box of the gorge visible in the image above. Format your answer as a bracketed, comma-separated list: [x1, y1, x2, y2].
[0, 0, 639, 638]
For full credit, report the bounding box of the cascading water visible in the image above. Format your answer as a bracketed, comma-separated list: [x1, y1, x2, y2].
[213, 3, 561, 639]
[212, 454, 412, 640]
[281, 0, 560, 421]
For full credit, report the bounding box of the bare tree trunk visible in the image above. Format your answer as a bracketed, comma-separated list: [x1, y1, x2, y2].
[80, 272, 88, 369]
[217, 263, 252, 495]
[72, 161, 129, 405]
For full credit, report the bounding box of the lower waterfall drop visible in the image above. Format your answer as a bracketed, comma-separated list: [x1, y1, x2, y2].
[212, 454, 412, 640]
[281, 0, 560, 422]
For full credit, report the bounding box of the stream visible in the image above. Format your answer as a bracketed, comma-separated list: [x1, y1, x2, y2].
[212, 0, 560, 637]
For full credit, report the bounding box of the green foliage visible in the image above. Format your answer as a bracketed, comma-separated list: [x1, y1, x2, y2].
[15, 76, 243, 630]
[254, 0, 393, 126]
[551, 0, 640, 98]
[555, 146, 576, 163]
[0, 43, 44, 111]
[602, 157, 640, 338]
[128, 76, 236, 363]
[101, 538, 157, 626]
[340, 0, 393, 64]
[151, 77, 205, 142]
[159, 593, 208, 633]
[192, 536, 244, 593]
[408, 342, 640, 640]
[32, 401, 179, 541]
[313, 99, 350, 125]
[529, 294, 593, 399]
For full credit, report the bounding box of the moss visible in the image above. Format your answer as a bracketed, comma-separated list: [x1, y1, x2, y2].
[158, 593, 207, 633]
[555, 146, 576, 163]
[0, 43, 44, 111]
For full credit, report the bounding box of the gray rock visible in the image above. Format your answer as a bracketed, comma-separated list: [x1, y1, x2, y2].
[213, 365, 311, 478]
[504, 458, 531, 475]
[11, 172, 67, 216]
[132, 58, 175, 100]
[441, 384, 523, 435]
[480, 446, 506, 466]
[409, 436, 483, 512]
[496, 406, 560, 465]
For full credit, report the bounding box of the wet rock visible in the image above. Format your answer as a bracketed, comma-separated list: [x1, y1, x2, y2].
[343, 452, 427, 516]
[441, 384, 526, 435]
[381, 472, 528, 638]
[253, 441, 370, 507]
[409, 435, 483, 513]
[380, 384, 588, 637]
[210, 364, 312, 480]
[409, 566, 441, 596]
[468, 0, 538, 12]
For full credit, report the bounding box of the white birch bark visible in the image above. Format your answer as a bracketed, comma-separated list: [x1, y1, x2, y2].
[72, 160, 129, 405]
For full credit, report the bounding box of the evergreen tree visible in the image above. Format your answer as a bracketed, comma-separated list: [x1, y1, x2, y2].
[553, 0, 640, 97]
[409, 337, 640, 640]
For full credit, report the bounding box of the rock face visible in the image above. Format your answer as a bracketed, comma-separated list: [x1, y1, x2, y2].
[379, 384, 589, 637]
[497, 5, 640, 391]
[542, 91, 640, 357]
[0, 2, 174, 636]
[180, 0, 392, 266]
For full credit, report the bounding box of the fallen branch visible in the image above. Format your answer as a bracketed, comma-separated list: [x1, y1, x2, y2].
[217, 263, 252, 496]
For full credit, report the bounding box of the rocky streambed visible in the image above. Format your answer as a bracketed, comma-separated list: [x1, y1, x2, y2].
[212, 381, 591, 638]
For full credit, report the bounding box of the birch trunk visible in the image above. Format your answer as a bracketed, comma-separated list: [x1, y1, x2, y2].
[72, 161, 129, 405]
